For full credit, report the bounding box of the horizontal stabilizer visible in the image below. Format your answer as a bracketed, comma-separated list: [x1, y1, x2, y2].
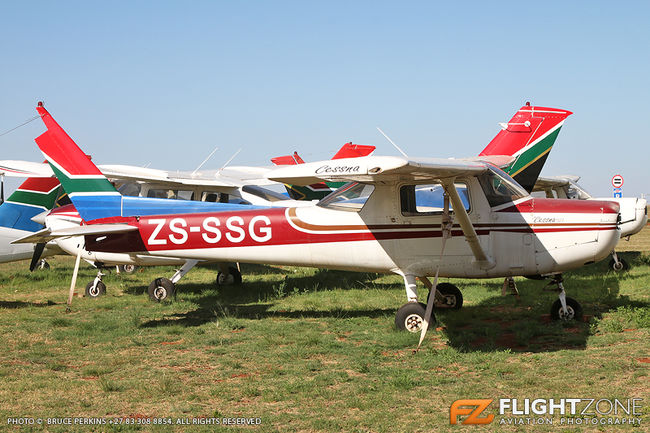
[0, 160, 54, 177]
[12, 223, 138, 244]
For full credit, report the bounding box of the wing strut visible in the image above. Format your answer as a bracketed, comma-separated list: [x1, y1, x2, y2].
[416, 192, 453, 351]
[67, 244, 83, 312]
[440, 179, 494, 270]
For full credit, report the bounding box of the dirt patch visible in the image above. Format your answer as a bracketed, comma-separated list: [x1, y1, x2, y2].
[637, 358, 650, 364]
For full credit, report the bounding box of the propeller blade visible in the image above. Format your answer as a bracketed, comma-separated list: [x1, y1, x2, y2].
[29, 243, 46, 272]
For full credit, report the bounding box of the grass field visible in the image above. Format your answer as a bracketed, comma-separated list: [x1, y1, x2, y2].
[0, 239, 648, 432]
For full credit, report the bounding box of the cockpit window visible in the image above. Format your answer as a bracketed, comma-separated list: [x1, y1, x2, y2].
[400, 182, 470, 216]
[317, 182, 375, 212]
[567, 182, 592, 200]
[478, 166, 528, 207]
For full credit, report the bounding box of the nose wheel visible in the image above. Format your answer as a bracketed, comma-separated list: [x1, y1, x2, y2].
[546, 275, 583, 321]
[395, 302, 432, 333]
[550, 297, 582, 321]
[85, 269, 106, 298]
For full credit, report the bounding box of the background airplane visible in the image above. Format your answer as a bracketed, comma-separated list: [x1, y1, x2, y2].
[533, 175, 647, 270]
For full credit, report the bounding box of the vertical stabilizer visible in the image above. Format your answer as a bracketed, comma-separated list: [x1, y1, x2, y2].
[35, 103, 122, 221]
[479, 105, 572, 192]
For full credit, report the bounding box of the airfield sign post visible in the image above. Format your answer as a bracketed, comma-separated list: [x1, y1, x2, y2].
[612, 175, 623, 198]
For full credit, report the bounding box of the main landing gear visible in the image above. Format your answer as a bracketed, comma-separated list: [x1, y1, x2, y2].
[395, 275, 464, 333]
[546, 274, 583, 321]
[146, 261, 242, 302]
[147, 259, 198, 302]
[216, 264, 242, 286]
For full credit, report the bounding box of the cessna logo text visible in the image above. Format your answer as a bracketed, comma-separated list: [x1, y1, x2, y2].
[315, 165, 360, 174]
[146, 216, 272, 246]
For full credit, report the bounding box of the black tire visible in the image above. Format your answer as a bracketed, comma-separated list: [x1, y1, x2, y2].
[148, 278, 175, 302]
[395, 302, 434, 333]
[550, 297, 583, 321]
[85, 281, 106, 298]
[427, 282, 463, 309]
[119, 264, 137, 274]
[609, 258, 629, 272]
[216, 266, 242, 286]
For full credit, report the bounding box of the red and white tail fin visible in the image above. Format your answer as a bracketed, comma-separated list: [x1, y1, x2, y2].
[331, 142, 375, 160]
[270, 152, 305, 166]
[479, 104, 572, 193]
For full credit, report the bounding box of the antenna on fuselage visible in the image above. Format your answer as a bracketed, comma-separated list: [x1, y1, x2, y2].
[376, 127, 409, 158]
[192, 145, 220, 176]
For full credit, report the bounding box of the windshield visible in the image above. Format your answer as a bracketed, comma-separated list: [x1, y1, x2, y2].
[478, 166, 528, 207]
[567, 182, 592, 200]
[317, 182, 375, 212]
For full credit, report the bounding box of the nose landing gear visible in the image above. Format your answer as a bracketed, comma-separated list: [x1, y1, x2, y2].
[546, 275, 583, 321]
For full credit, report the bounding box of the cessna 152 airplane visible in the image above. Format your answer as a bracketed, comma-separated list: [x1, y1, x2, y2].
[16, 103, 621, 338]
[533, 175, 647, 271]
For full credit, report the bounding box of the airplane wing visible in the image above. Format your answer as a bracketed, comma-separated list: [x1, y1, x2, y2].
[11, 224, 138, 244]
[267, 154, 509, 270]
[266, 155, 505, 185]
[0, 160, 54, 177]
[533, 175, 582, 191]
[0, 160, 272, 191]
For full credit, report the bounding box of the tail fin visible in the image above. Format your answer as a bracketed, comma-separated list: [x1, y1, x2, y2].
[0, 176, 62, 232]
[479, 104, 572, 193]
[271, 143, 375, 200]
[331, 142, 375, 159]
[35, 102, 121, 222]
[270, 152, 305, 166]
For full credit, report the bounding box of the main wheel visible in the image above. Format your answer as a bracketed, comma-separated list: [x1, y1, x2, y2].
[38, 260, 50, 270]
[395, 302, 434, 333]
[85, 281, 106, 298]
[609, 258, 629, 272]
[216, 266, 242, 286]
[148, 278, 175, 302]
[427, 282, 463, 309]
[550, 297, 583, 321]
[119, 264, 137, 274]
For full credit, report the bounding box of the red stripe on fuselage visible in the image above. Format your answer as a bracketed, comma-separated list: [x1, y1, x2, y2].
[81, 206, 618, 254]
[497, 198, 619, 214]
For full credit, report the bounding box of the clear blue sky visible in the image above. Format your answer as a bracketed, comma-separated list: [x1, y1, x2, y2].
[1, 1, 648, 197]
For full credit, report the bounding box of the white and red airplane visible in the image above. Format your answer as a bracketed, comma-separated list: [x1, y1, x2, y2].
[533, 175, 647, 270]
[16, 103, 620, 337]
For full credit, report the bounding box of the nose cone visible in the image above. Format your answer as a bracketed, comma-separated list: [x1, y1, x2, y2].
[31, 210, 50, 226]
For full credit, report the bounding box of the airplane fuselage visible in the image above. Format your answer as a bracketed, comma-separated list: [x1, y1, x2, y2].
[81, 191, 620, 279]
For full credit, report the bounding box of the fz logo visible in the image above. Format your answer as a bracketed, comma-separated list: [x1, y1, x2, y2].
[450, 399, 494, 425]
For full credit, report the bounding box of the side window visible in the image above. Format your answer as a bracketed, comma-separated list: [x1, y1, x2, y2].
[400, 182, 470, 216]
[117, 182, 142, 197]
[146, 189, 194, 200]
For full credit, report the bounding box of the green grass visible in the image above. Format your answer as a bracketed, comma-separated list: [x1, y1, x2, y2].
[0, 252, 648, 432]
